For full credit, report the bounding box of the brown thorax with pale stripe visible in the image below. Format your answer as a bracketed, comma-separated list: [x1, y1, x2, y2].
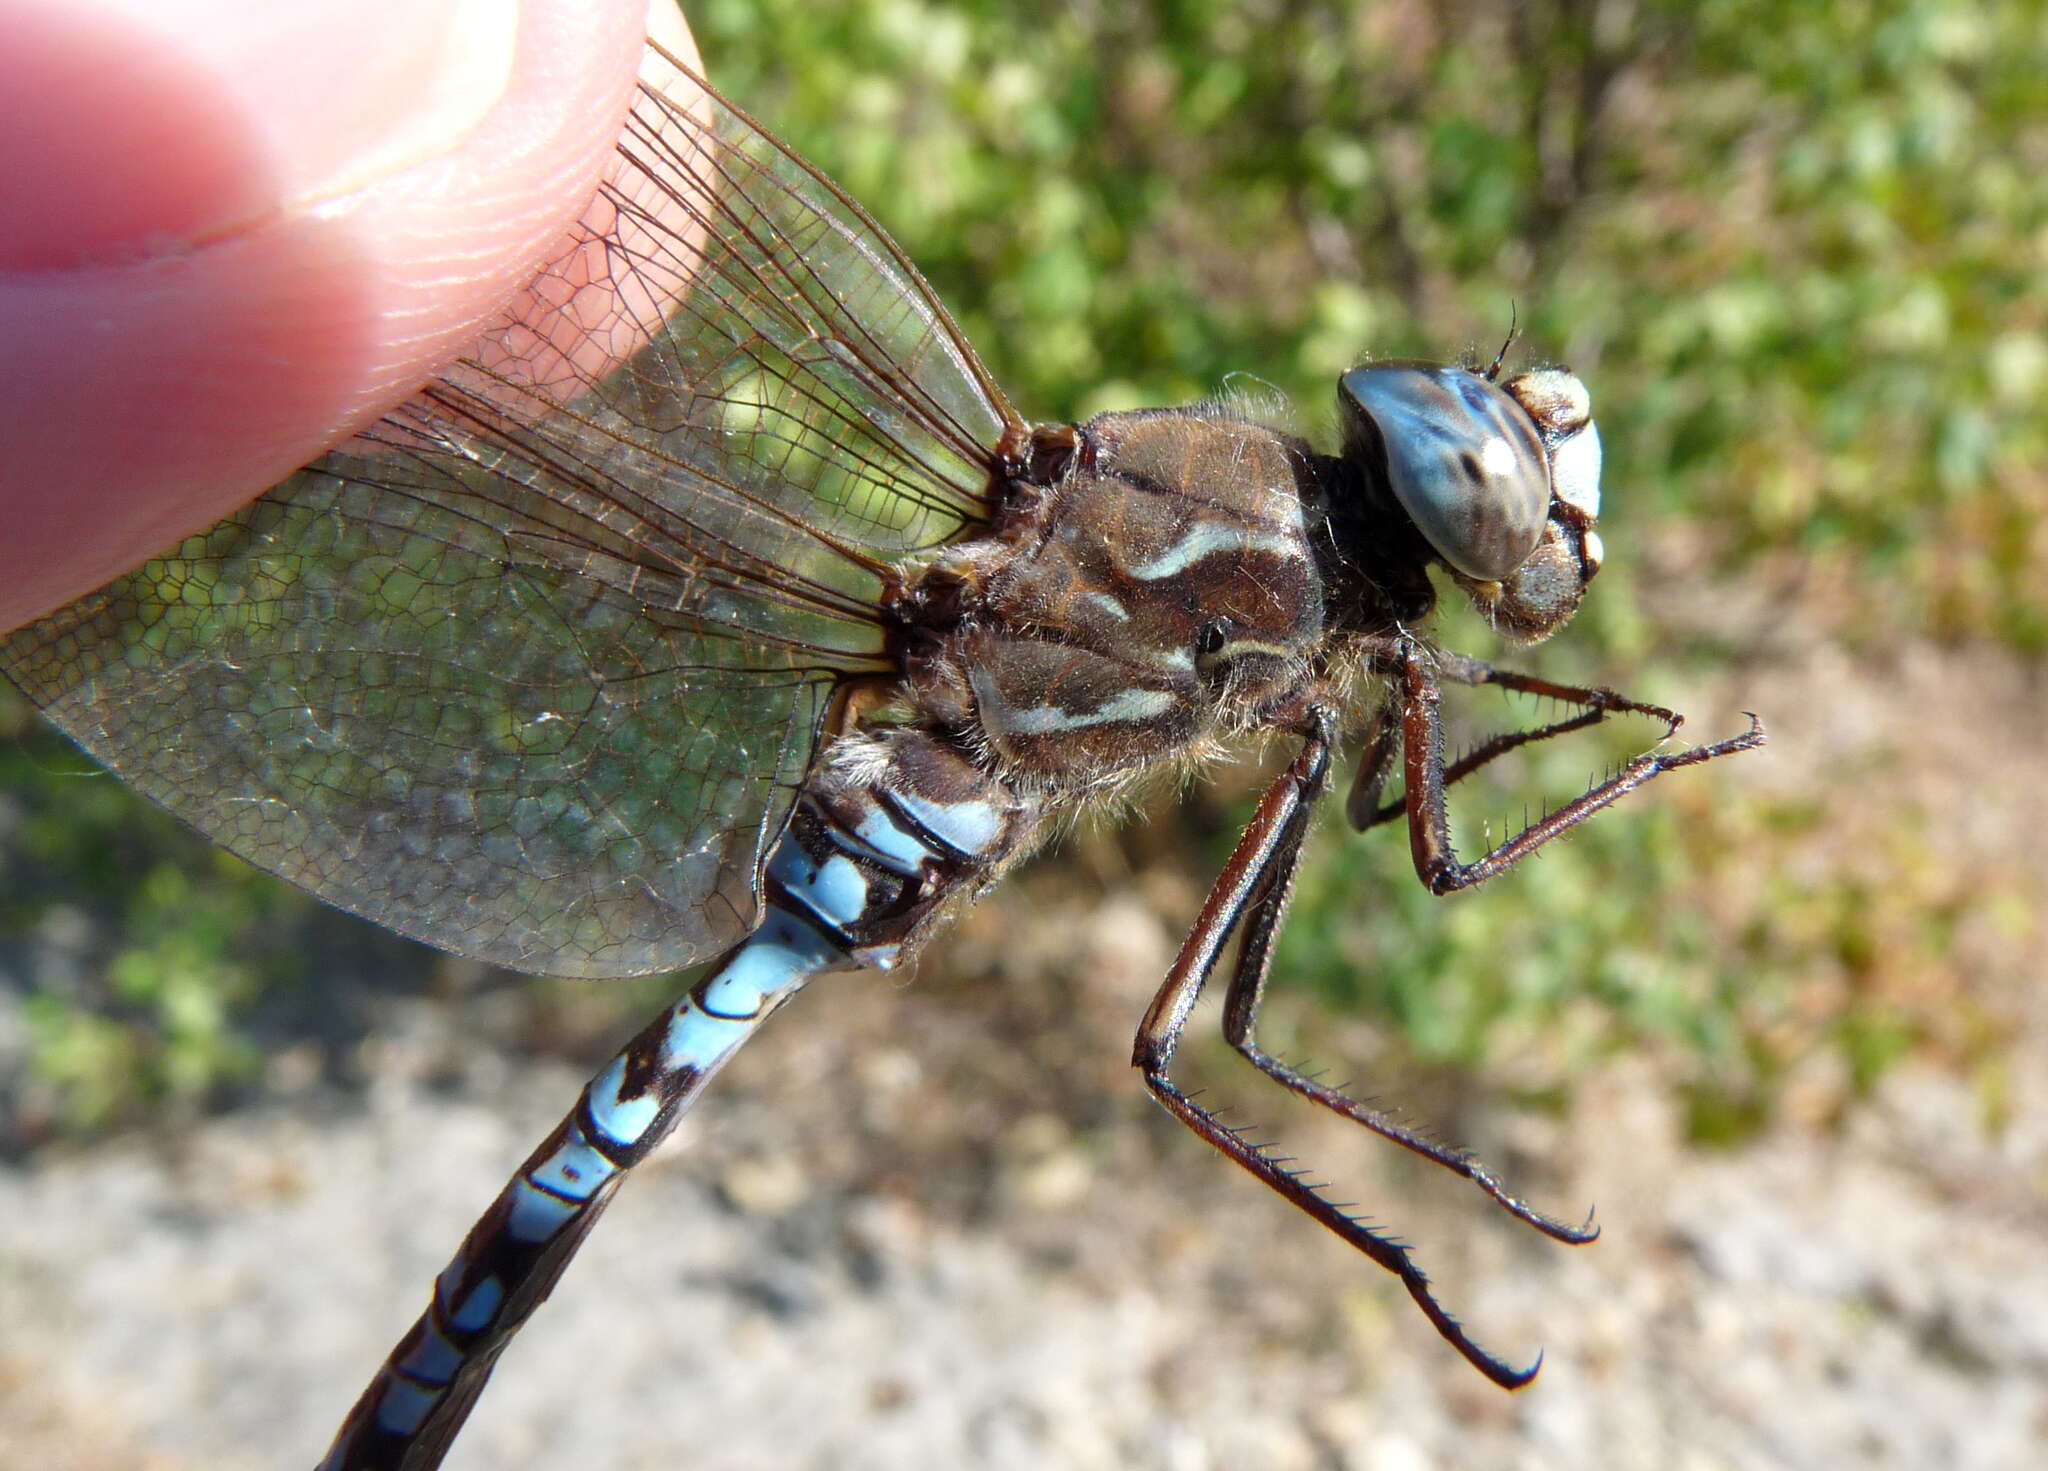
[888, 366, 1605, 804]
[895, 407, 1323, 792]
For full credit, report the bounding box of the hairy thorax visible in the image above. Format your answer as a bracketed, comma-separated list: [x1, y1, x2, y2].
[897, 409, 1330, 796]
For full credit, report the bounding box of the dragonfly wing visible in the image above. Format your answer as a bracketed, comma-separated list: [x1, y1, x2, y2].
[0, 60, 1020, 978]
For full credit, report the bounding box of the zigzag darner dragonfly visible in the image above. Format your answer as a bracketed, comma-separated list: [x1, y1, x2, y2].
[1, 41, 1761, 1471]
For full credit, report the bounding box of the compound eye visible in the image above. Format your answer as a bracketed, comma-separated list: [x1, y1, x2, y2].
[1504, 368, 1601, 521]
[1339, 365, 1551, 581]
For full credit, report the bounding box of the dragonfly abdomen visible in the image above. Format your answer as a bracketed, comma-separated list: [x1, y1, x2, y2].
[319, 728, 1034, 1469]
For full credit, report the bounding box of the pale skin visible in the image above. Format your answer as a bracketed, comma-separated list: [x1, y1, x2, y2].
[0, 0, 697, 631]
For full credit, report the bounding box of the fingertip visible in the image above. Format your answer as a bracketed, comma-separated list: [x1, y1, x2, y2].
[0, 0, 544, 272]
[0, 0, 671, 630]
[0, 6, 252, 271]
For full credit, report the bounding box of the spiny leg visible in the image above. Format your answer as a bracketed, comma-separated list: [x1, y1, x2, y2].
[1347, 647, 1692, 832]
[1217, 773, 1598, 1244]
[1330, 642, 1756, 1228]
[1132, 708, 1544, 1389]
[1369, 635, 1763, 893]
[1343, 701, 1404, 832]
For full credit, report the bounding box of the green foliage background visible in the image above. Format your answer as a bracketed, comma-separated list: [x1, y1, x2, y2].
[2, 0, 2040, 1136]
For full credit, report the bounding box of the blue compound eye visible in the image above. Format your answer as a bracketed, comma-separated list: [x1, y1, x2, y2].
[1338, 365, 1551, 581]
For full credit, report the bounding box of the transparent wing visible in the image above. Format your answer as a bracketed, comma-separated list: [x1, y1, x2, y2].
[0, 58, 1022, 978]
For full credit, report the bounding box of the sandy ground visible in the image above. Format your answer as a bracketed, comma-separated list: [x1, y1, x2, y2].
[2, 640, 2043, 1471]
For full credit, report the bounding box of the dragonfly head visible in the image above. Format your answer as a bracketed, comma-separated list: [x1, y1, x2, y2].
[1337, 363, 1603, 644]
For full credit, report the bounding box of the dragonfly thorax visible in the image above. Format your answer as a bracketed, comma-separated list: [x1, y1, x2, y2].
[899, 407, 1329, 792]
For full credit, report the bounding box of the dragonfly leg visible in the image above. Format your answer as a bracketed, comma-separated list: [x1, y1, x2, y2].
[1368, 636, 1764, 892]
[1346, 643, 1702, 832]
[1132, 708, 1545, 1390]
[1216, 767, 1600, 1243]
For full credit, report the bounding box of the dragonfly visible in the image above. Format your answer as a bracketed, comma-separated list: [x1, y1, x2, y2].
[1, 42, 1761, 1471]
